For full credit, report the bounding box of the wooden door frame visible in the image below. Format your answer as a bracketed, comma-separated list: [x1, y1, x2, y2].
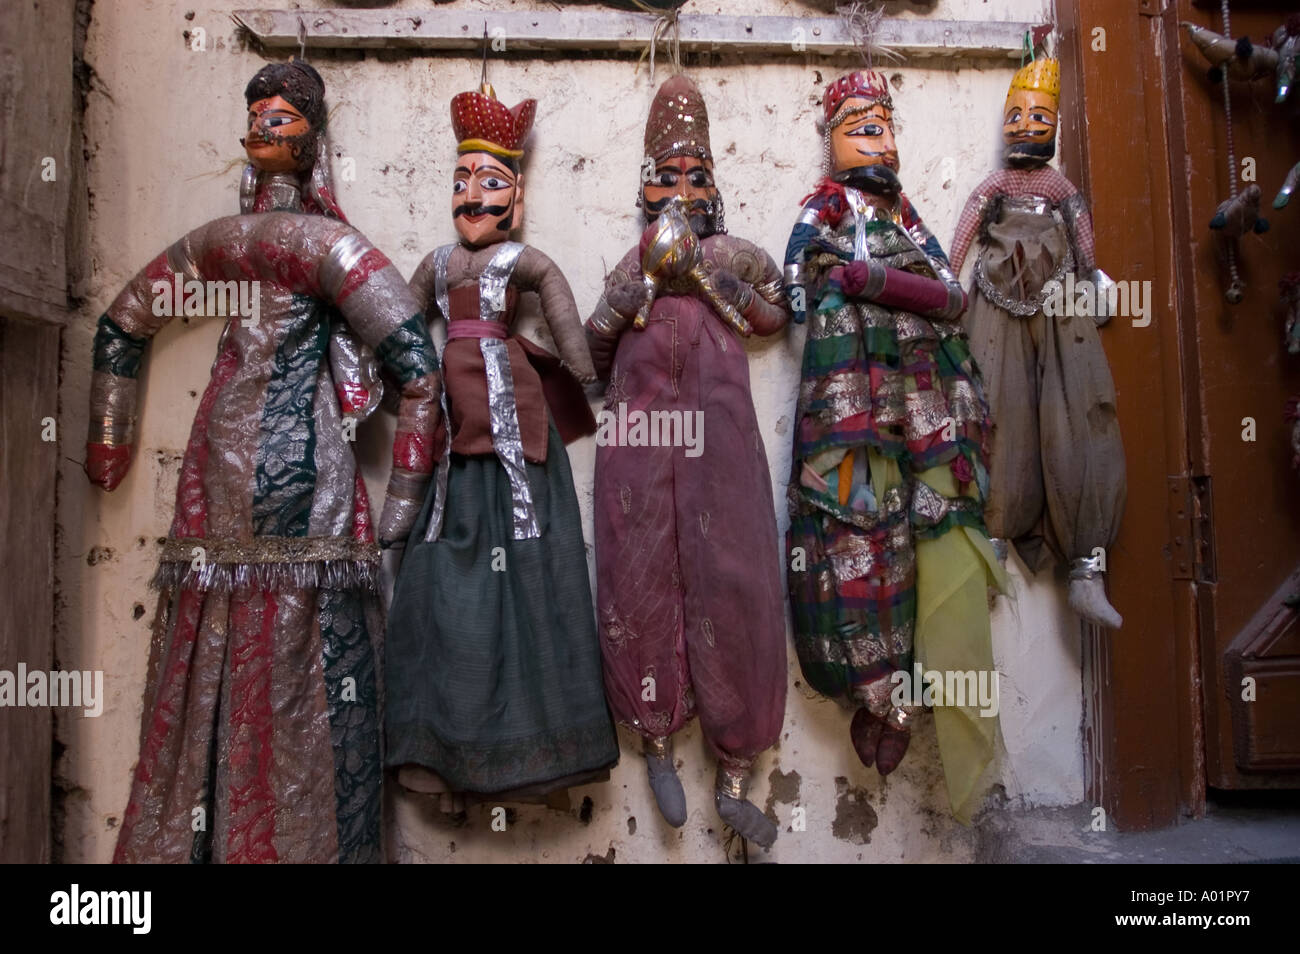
[1057, 0, 1205, 830]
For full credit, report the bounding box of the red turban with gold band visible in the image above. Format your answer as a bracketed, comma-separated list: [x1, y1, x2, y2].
[823, 70, 894, 124]
[451, 87, 537, 160]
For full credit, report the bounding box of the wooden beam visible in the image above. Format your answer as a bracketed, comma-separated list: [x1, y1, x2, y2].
[231, 9, 1046, 60]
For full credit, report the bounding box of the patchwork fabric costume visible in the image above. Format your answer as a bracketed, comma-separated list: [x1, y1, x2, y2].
[90, 64, 442, 864]
[784, 70, 1001, 822]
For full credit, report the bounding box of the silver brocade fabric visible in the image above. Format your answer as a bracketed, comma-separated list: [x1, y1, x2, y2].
[424, 241, 540, 541]
[423, 244, 457, 543]
[480, 243, 538, 540]
[89, 211, 441, 562]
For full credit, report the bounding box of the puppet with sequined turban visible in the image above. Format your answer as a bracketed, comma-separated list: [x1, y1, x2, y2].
[383, 80, 618, 808]
[783, 70, 1001, 822]
[585, 75, 790, 848]
[948, 58, 1126, 630]
[91, 62, 443, 863]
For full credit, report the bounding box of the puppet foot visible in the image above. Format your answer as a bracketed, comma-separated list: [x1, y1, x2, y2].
[875, 708, 914, 776]
[1068, 576, 1123, 629]
[644, 737, 687, 828]
[850, 707, 883, 768]
[715, 766, 777, 848]
[1068, 555, 1122, 628]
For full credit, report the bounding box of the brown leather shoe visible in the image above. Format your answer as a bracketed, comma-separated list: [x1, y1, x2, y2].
[875, 722, 912, 776]
[850, 707, 883, 768]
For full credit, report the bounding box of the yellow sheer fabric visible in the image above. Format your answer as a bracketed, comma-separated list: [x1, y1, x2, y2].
[914, 464, 1006, 824]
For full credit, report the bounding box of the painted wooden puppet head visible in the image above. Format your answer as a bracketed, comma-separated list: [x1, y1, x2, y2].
[242, 61, 327, 173]
[640, 75, 724, 237]
[823, 70, 900, 196]
[1002, 58, 1060, 168]
[450, 84, 536, 247]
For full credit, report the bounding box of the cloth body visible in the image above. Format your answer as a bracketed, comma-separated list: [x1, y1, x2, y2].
[98, 213, 443, 862]
[963, 204, 1126, 570]
[592, 234, 789, 771]
[384, 240, 616, 795]
[784, 189, 1001, 821]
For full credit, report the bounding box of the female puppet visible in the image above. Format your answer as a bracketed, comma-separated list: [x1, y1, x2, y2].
[383, 81, 618, 805]
[238, 62, 384, 425]
[948, 58, 1126, 630]
[88, 61, 443, 863]
[783, 70, 1000, 823]
[585, 75, 790, 848]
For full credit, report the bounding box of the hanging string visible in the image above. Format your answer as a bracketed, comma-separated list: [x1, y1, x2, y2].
[840, 2, 896, 71]
[1021, 30, 1034, 67]
[297, 16, 307, 62]
[1220, 0, 1244, 302]
[633, 0, 682, 84]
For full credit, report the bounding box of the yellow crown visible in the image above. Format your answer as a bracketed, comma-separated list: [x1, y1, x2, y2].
[1007, 58, 1060, 101]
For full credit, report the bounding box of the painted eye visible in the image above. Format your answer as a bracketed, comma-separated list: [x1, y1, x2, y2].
[689, 171, 713, 189]
[265, 115, 294, 128]
[453, 180, 468, 194]
[481, 176, 509, 190]
[1006, 109, 1023, 124]
[1030, 110, 1054, 125]
[656, 172, 678, 187]
[849, 123, 885, 137]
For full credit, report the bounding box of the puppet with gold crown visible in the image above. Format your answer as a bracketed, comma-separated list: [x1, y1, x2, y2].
[383, 76, 618, 808]
[948, 57, 1126, 631]
[585, 75, 791, 848]
[783, 69, 1001, 823]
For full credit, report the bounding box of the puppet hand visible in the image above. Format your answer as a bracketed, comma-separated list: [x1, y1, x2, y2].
[709, 268, 749, 308]
[840, 260, 874, 297]
[606, 281, 648, 321]
[378, 487, 421, 549]
[85, 442, 132, 491]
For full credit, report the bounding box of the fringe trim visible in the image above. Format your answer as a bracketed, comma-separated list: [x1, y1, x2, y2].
[151, 558, 380, 594]
[150, 536, 381, 593]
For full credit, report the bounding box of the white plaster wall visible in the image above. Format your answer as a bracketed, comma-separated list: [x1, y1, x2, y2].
[56, 0, 1081, 864]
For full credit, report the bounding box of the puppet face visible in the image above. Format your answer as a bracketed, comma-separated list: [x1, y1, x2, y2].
[829, 101, 899, 175]
[452, 152, 522, 247]
[1002, 88, 1058, 166]
[243, 96, 315, 173]
[642, 156, 719, 237]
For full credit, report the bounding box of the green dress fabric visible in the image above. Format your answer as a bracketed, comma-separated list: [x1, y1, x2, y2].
[384, 423, 619, 794]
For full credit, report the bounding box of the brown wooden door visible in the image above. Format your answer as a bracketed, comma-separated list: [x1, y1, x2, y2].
[1173, 0, 1300, 788]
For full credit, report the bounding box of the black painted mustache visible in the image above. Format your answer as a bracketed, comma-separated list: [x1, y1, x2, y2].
[454, 203, 511, 219]
[1004, 140, 1056, 167]
[835, 164, 902, 197]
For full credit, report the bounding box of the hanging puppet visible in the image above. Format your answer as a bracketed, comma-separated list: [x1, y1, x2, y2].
[585, 75, 790, 848]
[383, 78, 618, 808]
[783, 69, 1001, 823]
[948, 57, 1127, 631]
[89, 61, 444, 863]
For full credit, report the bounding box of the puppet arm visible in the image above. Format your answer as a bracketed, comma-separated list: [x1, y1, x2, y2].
[517, 246, 596, 384]
[585, 247, 643, 381]
[85, 252, 180, 491]
[836, 196, 967, 321]
[308, 232, 442, 548]
[948, 180, 1002, 277]
[782, 200, 826, 324]
[710, 240, 791, 337]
